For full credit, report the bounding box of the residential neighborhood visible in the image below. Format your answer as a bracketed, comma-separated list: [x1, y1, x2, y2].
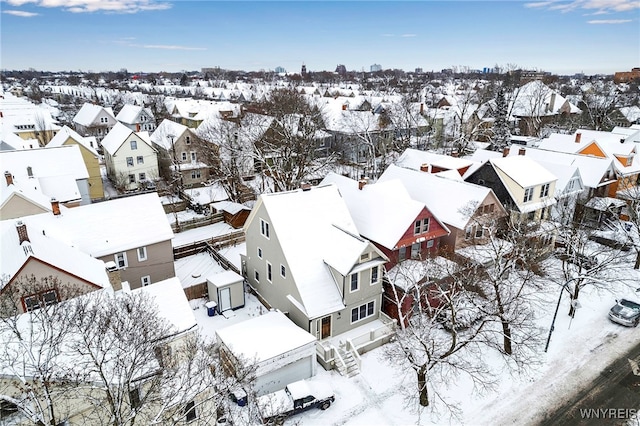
[2, 56, 640, 425]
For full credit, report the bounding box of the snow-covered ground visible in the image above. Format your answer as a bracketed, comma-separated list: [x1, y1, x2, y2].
[190, 250, 640, 425]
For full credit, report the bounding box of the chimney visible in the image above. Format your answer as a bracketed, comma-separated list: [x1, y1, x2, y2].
[420, 163, 430, 172]
[4, 171, 13, 186]
[51, 198, 61, 216]
[342, 104, 347, 111]
[16, 220, 29, 244]
[575, 132, 581, 143]
[502, 147, 510, 157]
[620, 138, 625, 144]
[136, 123, 140, 132]
[420, 103, 424, 114]
[300, 182, 312, 191]
[358, 178, 368, 190]
[549, 93, 556, 112]
[105, 261, 122, 292]
[450, 151, 459, 158]
[519, 147, 526, 156]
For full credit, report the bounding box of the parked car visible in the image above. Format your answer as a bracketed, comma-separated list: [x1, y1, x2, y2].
[608, 298, 640, 327]
[257, 379, 335, 425]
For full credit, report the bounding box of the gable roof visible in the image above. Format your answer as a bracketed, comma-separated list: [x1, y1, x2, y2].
[396, 148, 475, 174]
[22, 192, 173, 257]
[320, 172, 431, 250]
[378, 164, 499, 230]
[101, 122, 154, 155]
[250, 184, 379, 318]
[150, 119, 190, 150]
[47, 125, 100, 157]
[489, 155, 557, 188]
[1, 217, 110, 291]
[116, 104, 153, 124]
[73, 103, 115, 126]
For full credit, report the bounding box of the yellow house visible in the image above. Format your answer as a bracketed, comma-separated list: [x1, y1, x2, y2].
[47, 125, 104, 200]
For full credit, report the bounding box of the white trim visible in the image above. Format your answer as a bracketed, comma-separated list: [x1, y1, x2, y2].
[137, 246, 147, 262]
[349, 272, 359, 293]
[266, 261, 273, 283]
[115, 252, 128, 269]
[141, 275, 151, 286]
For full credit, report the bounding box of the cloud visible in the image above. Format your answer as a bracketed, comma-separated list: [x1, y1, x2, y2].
[4, 0, 172, 14]
[2, 9, 39, 17]
[140, 44, 206, 51]
[587, 18, 633, 23]
[401, 34, 417, 38]
[524, 0, 639, 13]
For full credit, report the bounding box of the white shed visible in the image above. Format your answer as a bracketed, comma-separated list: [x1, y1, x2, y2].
[207, 270, 245, 313]
[215, 310, 317, 396]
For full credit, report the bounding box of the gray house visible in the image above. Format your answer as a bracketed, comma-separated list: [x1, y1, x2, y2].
[241, 184, 395, 375]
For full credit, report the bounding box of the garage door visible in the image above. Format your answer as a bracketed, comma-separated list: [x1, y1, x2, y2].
[255, 356, 314, 396]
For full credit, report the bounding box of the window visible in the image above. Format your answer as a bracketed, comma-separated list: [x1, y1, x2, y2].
[137, 246, 147, 262]
[190, 152, 197, 162]
[139, 172, 146, 181]
[360, 253, 370, 262]
[191, 170, 201, 179]
[115, 252, 128, 269]
[399, 246, 407, 261]
[129, 388, 141, 410]
[475, 226, 484, 238]
[280, 264, 286, 278]
[130, 140, 137, 150]
[421, 218, 430, 233]
[181, 152, 187, 161]
[465, 226, 473, 240]
[414, 220, 421, 235]
[128, 174, 136, 183]
[42, 290, 58, 307]
[427, 239, 434, 248]
[185, 136, 191, 145]
[184, 401, 197, 422]
[137, 155, 144, 164]
[540, 183, 550, 198]
[351, 301, 375, 323]
[23, 295, 40, 312]
[523, 187, 534, 203]
[267, 262, 272, 282]
[260, 219, 270, 238]
[141, 275, 151, 286]
[350, 272, 359, 292]
[126, 157, 134, 166]
[257, 247, 262, 259]
[411, 242, 420, 259]
[371, 266, 379, 284]
[254, 269, 259, 282]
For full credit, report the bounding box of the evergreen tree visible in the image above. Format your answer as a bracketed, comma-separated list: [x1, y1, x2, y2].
[491, 85, 510, 151]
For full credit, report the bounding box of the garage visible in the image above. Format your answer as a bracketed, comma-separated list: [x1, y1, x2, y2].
[215, 310, 317, 396]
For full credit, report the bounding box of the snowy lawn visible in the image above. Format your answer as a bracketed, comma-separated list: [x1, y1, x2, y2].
[189, 250, 640, 425]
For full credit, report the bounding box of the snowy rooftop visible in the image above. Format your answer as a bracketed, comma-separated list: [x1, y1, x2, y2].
[396, 148, 475, 173]
[490, 155, 557, 187]
[73, 102, 114, 126]
[174, 252, 226, 290]
[215, 310, 316, 363]
[133, 276, 197, 334]
[47, 125, 100, 157]
[100, 122, 136, 155]
[379, 164, 496, 230]
[24, 192, 173, 257]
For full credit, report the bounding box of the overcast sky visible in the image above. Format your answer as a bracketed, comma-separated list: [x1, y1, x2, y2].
[1, 0, 638, 75]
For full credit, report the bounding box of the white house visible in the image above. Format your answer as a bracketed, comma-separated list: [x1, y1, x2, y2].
[102, 122, 159, 191]
[116, 104, 156, 133]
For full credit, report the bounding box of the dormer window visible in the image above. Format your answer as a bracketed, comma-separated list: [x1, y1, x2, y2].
[130, 140, 137, 150]
[540, 183, 550, 198]
[523, 187, 534, 203]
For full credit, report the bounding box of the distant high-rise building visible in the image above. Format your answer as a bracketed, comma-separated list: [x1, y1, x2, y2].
[335, 64, 347, 76]
[415, 67, 423, 74]
[301, 64, 307, 75]
[370, 64, 382, 72]
[274, 66, 286, 74]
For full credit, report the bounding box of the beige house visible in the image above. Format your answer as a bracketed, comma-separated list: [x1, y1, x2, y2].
[242, 184, 395, 375]
[46, 125, 104, 200]
[72, 103, 117, 144]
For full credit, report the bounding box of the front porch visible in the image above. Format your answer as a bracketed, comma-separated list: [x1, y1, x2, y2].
[315, 312, 396, 376]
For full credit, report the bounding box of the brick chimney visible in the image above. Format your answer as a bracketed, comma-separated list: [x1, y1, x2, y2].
[105, 261, 122, 292]
[420, 163, 430, 172]
[575, 132, 581, 143]
[420, 103, 424, 114]
[502, 147, 510, 157]
[16, 220, 29, 244]
[519, 147, 526, 156]
[342, 104, 347, 111]
[300, 182, 312, 191]
[51, 198, 61, 216]
[5, 171, 13, 186]
[358, 178, 368, 190]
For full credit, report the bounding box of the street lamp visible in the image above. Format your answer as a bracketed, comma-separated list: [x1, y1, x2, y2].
[544, 275, 606, 353]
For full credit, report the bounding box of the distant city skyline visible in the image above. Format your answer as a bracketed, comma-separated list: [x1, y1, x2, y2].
[1, 0, 638, 75]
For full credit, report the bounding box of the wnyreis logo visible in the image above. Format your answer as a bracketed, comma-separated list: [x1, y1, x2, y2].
[579, 408, 638, 420]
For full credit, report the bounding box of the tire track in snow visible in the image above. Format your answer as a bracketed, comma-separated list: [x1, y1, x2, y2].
[332, 376, 398, 425]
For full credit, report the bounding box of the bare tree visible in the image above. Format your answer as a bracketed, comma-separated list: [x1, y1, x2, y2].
[383, 264, 495, 415]
[579, 80, 619, 131]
